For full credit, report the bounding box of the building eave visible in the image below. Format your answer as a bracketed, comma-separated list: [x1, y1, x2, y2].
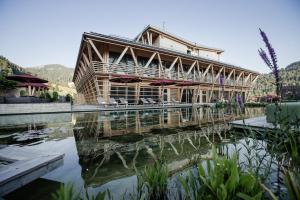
[134, 25, 225, 53]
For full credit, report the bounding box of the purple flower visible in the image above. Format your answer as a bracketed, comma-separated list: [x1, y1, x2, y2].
[258, 28, 280, 95]
[236, 94, 243, 107]
[220, 74, 224, 87]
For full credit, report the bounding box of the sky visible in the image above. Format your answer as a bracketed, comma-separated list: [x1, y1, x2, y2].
[0, 0, 299, 73]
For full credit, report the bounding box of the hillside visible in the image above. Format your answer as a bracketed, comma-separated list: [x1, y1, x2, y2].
[0, 56, 76, 96]
[251, 61, 300, 97]
[0, 55, 25, 75]
[26, 64, 74, 86]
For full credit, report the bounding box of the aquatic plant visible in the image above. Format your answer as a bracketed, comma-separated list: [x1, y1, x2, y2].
[140, 161, 169, 200]
[258, 28, 280, 96]
[179, 145, 264, 200]
[52, 184, 110, 200]
[52, 184, 80, 200]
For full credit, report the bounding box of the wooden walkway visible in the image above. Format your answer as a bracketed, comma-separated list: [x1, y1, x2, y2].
[0, 146, 64, 196]
[229, 116, 275, 131]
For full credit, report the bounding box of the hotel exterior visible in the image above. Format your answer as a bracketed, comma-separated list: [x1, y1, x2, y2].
[73, 25, 259, 105]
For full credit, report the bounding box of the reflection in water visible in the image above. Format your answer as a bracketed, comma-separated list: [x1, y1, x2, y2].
[0, 107, 264, 199]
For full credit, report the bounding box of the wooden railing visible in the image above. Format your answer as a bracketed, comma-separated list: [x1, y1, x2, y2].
[85, 61, 252, 87]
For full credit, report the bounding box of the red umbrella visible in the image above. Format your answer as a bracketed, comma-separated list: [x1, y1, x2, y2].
[149, 79, 176, 86]
[176, 81, 200, 87]
[109, 74, 142, 103]
[6, 74, 48, 83]
[16, 82, 48, 88]
[109, 74, 142, 83]
[150, 79, 176, 105]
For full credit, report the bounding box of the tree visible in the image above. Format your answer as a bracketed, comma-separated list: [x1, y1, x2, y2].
[0, 69, 18, 95]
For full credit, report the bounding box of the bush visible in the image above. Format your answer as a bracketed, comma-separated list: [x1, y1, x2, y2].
[52, 91, 59, 102]
[66, 94, 72, 102]
[20, 90, 27, 97]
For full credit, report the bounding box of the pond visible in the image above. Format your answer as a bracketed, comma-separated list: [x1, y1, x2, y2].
[0, 107, 266, 199]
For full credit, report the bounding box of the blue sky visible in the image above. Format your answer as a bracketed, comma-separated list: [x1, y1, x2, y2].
[0, 0, 299, 73]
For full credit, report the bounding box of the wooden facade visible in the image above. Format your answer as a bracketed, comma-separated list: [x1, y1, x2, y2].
[73, 25, 259, 104]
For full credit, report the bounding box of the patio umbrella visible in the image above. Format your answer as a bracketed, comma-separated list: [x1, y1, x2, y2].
[6, 74, 48, 83]
[176, 81, 200, 104]
[150, 79, 176, 105]
[109, 74, 142, 104]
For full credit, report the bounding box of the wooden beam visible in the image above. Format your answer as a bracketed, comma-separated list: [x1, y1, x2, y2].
[114, 46, 129, 65]
[169, 57, 179, 72]
[88, 39, 104, 62]
[187, 61, 197, 76]
[214, 67, 224, 84]
[144, 52, 157, 68]
[147, 31, 150, 45]
[236, 71, 244, 83]
[83, 53, 90, 67]
[202, 64, 212, 80]
[244, 73, 252, 84]
[226, 69, 234, 81]
[129, 47, 139, 67]
[87, 43, 92, 62]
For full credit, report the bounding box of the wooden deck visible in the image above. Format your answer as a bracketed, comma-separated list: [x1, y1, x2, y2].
[229, 116, 275, 131]
[0, 146, 64, 196]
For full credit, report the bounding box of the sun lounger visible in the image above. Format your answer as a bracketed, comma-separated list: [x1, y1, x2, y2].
[119, 98, 128, 106]
[109, 97, 118, 107]
[140, 98, 150, 105]
[171, 97, 180, 104]
[147, 98, 157, 104]
[97, 97, 108, 107]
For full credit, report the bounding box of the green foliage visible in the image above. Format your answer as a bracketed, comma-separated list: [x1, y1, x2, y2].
[25, 64, 74, 86]
[140, 161, 168, 200]
[0, 75, 18, 92]
[52, 184, 80, 200]
[179, 146, 263, 200]
[52, 184, 110, 200]
[244, 102, 267, 107]
[0, 55, 24, 75]
[19, 90, 27, 96]
[66, 94, 72, 102]
[45, 92, 52, 101]
[52, 91, 59, 102]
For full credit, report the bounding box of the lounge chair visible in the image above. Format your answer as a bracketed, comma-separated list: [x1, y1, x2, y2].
[97, 97, 108, 107]
[140, 98, 150, 105]
[147, 98, 157, 105]
[171, 97, 180, 104]
[109, 97, 118, 107]
[119, 98, 128, 106]
[159, 99, 169, 105]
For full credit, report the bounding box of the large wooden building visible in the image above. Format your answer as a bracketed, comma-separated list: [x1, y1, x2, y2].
[73, 25, 259, 104]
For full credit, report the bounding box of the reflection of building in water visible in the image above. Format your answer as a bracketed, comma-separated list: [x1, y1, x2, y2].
[72, 107, 264, 187]
[73, 107, 252, 138]
[75, 123, 228, 187]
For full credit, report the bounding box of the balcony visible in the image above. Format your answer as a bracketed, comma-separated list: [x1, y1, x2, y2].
[75, 61, 251, 88]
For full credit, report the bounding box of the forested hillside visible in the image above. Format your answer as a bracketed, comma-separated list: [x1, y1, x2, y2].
[251, 61, 300, 97]
[26, 64, 74, 86]
[0, 55, 25, 74]
[0, 55, 76, 95]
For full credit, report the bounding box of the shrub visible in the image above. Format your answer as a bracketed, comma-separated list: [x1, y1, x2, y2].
[179, 146, 263, 200]
[52, 91, 59, 102]
[66, 94, 72, 102]
[20, 90, 27, 96]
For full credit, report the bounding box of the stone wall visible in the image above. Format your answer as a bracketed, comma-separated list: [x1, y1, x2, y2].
[0, 103, 71, 115]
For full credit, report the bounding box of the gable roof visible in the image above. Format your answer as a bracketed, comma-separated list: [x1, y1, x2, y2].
[135, 25, 224, 53]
